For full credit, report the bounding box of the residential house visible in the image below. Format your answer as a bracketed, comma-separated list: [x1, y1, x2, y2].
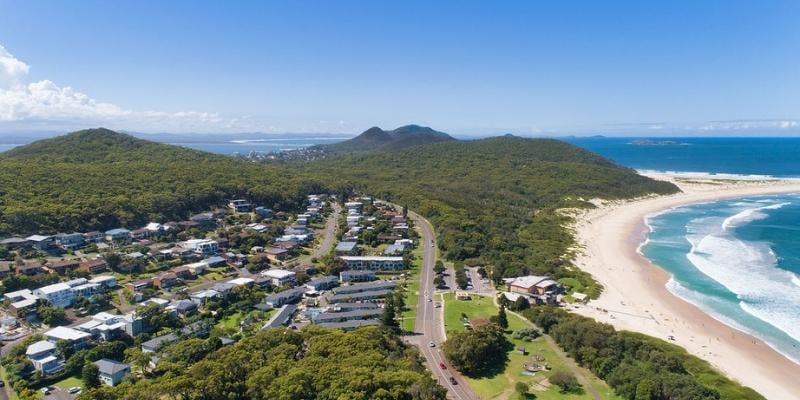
[81, 259, 108, 273]
[5, 289, 39, 316]
[261, 304, 297, 330]
[55, 233, 84, 250]
[94, 359, 131, 386]
[228, 199, 252, 212]
[77, 312, 143, 341]
[181, 239, 219, 255]
[83, 231, 104, 243]
[172, 267, 193, 280]
[339, 270, 376, 283]
[261, 269, 296, 287]
[334, 241, 359, 256]
[34, 283, 75, 308]
[166, 299, 197, 317]
[262, 287, 305, 308]
[305, 276, 339, 291]
[45, 326, 92, 349]
[154, 272, 179, 289]
[47, 259, 80, 275]
[125, 278, 154, 292]
[265, 247, 289, 262]
[190, 289, 221, 304]
[190, 212, 217, 228]
[339, 256, 406, 271]
[131, 228, 150, 240]
[0, 237, 29, 249]
[26, 340, 64, 375]
[16, 264, 45, 276]
[89, 275, 118, 289]
[105, 228, 132, 244]
[26, 235, 54, 251]
[70, 283, 101, 299]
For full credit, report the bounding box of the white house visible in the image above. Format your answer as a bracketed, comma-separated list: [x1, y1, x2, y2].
[26, 340, 63, 375]
[34, 283, 75, 308]
[261, 269, 297, 287]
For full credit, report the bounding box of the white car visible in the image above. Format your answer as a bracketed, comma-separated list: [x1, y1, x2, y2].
[68, 386, 82, 394]
[429, 341, 436, 347]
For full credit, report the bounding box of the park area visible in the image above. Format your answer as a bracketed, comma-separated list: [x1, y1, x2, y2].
[442, 293, 622, 400]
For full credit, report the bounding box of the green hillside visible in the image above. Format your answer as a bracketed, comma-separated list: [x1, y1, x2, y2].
[312, 124, 455, 154]
[304, 136, 678, 293]
[0, 128, 329, 234]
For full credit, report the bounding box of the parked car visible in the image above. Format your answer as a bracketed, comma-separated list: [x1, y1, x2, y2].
[40, 387, 50, 395]
[449, 377, 458, 385]
[439, 362, 447, 370]
[428, 341, 436, 347]
[68, 386, 82, 394]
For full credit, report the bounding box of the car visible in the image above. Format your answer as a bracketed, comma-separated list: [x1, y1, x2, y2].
[40, 387, 50, 395]
[439, 362, 447, 370]
[449, 377, 458, 385]
[427, 298, 432, 302]
[0, 380, 4, 387]
[68, 386, 82, 394]
[434, 302, 442, 308]
[429, 341, 436, 347]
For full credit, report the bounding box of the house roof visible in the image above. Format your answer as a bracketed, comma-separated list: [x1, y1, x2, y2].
[505, 275, 557, 290]
[335, 241, 358, 251]
[262, 269, 295, 279]
[94, 359, 130, 375]
[26, 235, 51, 242]
[45, 326, 91, 342]
[26, 340, 56, 356]
[36, 283, 72, 294]
[105, 228, 130, 235]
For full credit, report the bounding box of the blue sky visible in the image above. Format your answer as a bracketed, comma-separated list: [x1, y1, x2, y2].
[0, 0, 799, 136]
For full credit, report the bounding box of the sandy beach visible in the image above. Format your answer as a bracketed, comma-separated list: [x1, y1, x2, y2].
[572, 173, 800, 400]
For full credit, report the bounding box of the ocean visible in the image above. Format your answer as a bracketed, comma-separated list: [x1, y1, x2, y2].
[564, 137, 800, 178]
[642, 195, 800, 364]
[566, 137, 800, 363]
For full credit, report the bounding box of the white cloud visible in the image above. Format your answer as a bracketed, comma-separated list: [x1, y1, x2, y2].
[699, 119, 799, 131]
[0, 45, 30, 86]
[0, 44, 239, 132]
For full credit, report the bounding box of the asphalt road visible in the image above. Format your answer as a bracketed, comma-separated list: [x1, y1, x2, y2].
[407, 210, 479, 400]
[309, 202, 341, 261]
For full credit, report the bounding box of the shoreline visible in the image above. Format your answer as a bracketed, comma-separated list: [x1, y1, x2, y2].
[572, 173, 800, 399]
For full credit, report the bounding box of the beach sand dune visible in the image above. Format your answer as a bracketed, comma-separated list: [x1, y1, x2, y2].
[573, 173, 800, 400]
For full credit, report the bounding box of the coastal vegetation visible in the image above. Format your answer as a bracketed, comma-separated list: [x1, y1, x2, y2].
[76, 326, 445, 400]
[0, 128, 329, 235]
[305, 136, 678, 294]
[523, 306, 765, 400]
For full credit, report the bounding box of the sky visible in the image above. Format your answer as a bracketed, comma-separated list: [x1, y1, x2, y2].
[1, 0, 799, 136]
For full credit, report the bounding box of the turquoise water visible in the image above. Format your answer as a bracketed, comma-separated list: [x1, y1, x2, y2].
[643, 194, 800, 363]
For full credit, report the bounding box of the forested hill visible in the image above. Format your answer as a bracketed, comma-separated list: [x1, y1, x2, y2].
[0, 128, 331, 234]
[304, 136, 679, 294]
[324, 124, 455, 152]
[0, 128, 678, 295]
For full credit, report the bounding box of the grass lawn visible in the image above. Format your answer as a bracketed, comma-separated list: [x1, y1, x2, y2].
[442, 293, 621, 400]
[52, 375, 83, 391]
[400, 230, 424, 332]
[215, 309, 275, 333]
